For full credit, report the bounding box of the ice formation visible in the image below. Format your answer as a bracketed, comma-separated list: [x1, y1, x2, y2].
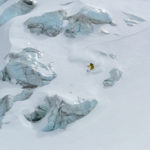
[24, 10, 67, 37]
[0, 0, 8, 6]
[0, 95, 12, 126]
[0, 48, 56, 88]
[25, 95, 97, 131]
[65, 6, 112, 37]
[103, 68, 122, 87]
[24, 6, 112, 38]
[0, 0, 36, 26]
[0, 89, 33, 126]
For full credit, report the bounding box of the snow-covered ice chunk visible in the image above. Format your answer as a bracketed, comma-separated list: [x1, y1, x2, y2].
[25, 95, 97, 131]
[0, 95, 13, 126]
[0, 0, 36, 26]
[13, 88, 33, 102]
[1, 48, 56, 87]
[64, 6, 112, 37]
[24, 6, 112, 38]
[0, 88, 33, 126]
[24, 10, 67, 37]
[64, 17, 93, 38]
[103, 68, 122, 87]
[79, 7, 112, 24]
[0, 0, 8, 6]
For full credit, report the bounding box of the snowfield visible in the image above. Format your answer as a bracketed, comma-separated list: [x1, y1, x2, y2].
[0, 0, 150, 150]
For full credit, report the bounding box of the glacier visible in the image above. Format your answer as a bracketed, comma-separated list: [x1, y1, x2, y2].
[25, 95, 97, 131]
[24, 10, 67, 37]
[0, 0, 8, 6]
[0, 47, 56, 87]
[24, 5, 112, 38]
[0, 0, 36, 26]
[0, 88, 33, 126]
[0, 0, 150, 149]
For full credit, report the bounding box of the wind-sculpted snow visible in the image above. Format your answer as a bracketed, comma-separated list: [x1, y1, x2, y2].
[0, 0, 8, 6]
[24, 10, 67, 37]
[0, 0, 36, 26]
[24, 6, 112, 38]
[0, 48, 56, 88]
[25, 95, 97, 131]
[0, 89, 33, 126]
[103, 68, 122, 87]
[65, 6, 112, 37]
[123, 12, 145, 27]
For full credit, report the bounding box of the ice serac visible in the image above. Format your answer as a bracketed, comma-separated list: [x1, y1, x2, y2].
[103, 68, 122, 87]
[0, 0, 36, 26]
[0, 48, 56, 88]
[24, 6, 112, 38]
[24, 10, 67, 37]
[0, 95, 13, 126]
[0, 89, 33, 126]
[64, 6, 112, 37]
[25, 95, 98, 131]
[13, 88, 33, 102]
[0, 0, 8, 6]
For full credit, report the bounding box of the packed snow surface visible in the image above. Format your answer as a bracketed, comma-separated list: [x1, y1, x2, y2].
[0, 0, 150, 150]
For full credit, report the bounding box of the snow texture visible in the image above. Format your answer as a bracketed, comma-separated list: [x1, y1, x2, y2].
[123, 12, 145, 27]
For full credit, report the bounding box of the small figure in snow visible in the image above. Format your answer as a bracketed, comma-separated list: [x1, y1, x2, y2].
[87, 63, 95, 72]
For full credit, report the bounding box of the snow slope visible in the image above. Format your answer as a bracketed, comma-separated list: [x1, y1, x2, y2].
[0, 0, 150, 149]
